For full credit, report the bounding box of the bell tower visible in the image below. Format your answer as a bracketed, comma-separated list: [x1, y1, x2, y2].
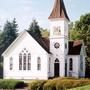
[49, 0, 70, 77]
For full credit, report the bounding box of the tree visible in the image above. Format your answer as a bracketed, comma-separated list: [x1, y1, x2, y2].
[0, 18, 18, 55]
[75, 13, 90, 45]
[3, 18, 18, 44]
[28, 19, 41, 37]
[74, 13, 90, 54]
[40, 28, 49, 38]
[69, 13, 90, 77]
[69, 29, 80, 40]
[69, 14, 90, 54]
[0, 19, 18, 78]
[69, 22, 81, 40]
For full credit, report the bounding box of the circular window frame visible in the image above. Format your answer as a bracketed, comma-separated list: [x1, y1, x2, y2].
[54, 42, 60, 49]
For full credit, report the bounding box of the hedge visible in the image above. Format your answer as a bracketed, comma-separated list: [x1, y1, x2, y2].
[28, 80, 47, 90]
[28, 77, 90, 90]
[0, 79, 25, 89]
[43, 78, 90, 90]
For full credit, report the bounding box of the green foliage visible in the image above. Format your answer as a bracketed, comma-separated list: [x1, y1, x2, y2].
[28, 80, 46, 90]
[28, 19, 41, 37]
[43, 79, 56, 90]
[69, 13, 90, 44]
[43, 78, 90, 90]
[70, 85, 90, 90]
[69, 29, 81, 40]
[0, 18, 18, 55]
[74, 14, 90, 45]
[28, 78, 90, 90]
[2, 18, 18, 46]
[69, 13, 90, 77]
[0, 79, 25, 89]
[40, 28, 49, 38]
[70, 13, 90, 50]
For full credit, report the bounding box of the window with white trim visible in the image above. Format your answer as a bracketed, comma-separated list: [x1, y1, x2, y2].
[23, 53, 26, 70]
[19, 53, 22, 70]
[28, 53, 31, 70]
[37, 57, 41, 70]
[10, 57, 13, 70]
[19, 48, 31, 70]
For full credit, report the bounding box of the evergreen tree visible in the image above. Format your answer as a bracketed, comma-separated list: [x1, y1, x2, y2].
[28, 19, 41, 37]
[0, 18, 18, 54]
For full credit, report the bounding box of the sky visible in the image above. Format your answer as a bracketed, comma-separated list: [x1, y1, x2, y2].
[0, 0, 90, 31]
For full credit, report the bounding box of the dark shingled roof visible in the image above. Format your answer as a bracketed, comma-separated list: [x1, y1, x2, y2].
[48, 0, 70, 21]
[68, 41, 82, 55]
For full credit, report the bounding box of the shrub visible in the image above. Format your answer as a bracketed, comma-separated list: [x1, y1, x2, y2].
[43, 78, 90, 90]
[43, 80, 56, 90]
[0, 79, 25, 89]
[56, 80, 73, 90]
[28, 77, 90, 90]
[56, 79, 90, 90]
[28, 80, 47, 90]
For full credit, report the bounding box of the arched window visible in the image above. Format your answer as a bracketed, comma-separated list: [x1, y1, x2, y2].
[69, 58, 73, 71]
[55, 58, 59, 63]
[37, 57, 41, 70]
[10, 57, 13, 70]
[28, 53, 31, 70]
[23, 53, 26, 70]
[19, 48, 31, 70]
[19, 53, 22, 70]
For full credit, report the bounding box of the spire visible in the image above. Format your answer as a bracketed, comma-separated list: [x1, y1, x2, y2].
[48, 0, 70, 21]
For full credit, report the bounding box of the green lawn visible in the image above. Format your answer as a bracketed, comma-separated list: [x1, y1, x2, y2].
[69, 85, 90, 90]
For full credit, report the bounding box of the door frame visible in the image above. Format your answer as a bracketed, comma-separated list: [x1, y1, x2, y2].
[54, 58, 60, 77]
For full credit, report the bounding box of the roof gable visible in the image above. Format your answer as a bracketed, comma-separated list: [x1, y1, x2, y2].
[2, 31, 50, 56]
[2, 31, 26, 56]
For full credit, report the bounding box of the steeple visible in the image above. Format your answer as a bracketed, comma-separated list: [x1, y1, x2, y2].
[48, 0, 70, 21]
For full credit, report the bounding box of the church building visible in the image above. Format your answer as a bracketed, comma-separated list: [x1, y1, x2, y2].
[2, 0, 86, 80]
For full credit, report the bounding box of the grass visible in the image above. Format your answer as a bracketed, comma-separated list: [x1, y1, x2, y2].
[69, 85, 90, 90]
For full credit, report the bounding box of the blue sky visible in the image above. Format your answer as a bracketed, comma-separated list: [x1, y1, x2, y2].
[0, 0, 90, 31]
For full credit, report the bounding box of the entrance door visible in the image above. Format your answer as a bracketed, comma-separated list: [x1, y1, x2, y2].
[54, 59, 59, 77]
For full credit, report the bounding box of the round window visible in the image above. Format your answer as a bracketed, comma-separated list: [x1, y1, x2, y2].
[54, 42, 60, 49]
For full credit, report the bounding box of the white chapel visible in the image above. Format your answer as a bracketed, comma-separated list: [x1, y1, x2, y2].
[2, 0, 86, 80]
